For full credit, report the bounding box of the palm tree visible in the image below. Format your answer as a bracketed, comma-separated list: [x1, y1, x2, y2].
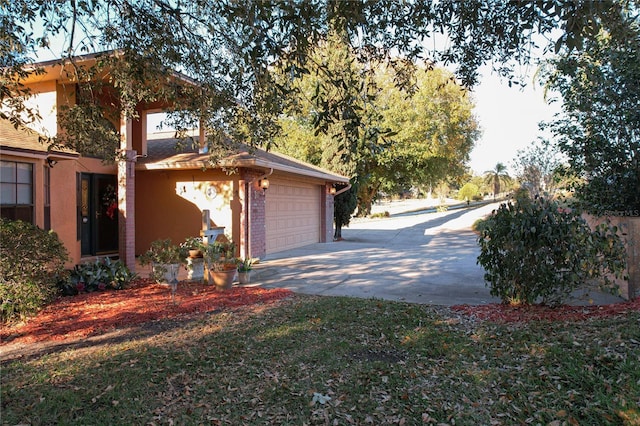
[484, 162, 511, 200]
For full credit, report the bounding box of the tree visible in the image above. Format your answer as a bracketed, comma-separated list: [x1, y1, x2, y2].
[275, 53, 479, 216]
[539, 9, 640, 214]
[512, 138, 563, 197]
[458, 183, 479, 203]
[484, 163, 512, 200]
[333, 182, 358, 240]
[3, 1, 636, 161]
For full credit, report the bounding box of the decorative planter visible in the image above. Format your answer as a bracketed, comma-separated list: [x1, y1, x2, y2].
[187, 257, 204, 282]
[238, 271, 251, 284]
[188, 249, 203, 259]
[210, 269, 236, 290]
[152, 263, 180, 284]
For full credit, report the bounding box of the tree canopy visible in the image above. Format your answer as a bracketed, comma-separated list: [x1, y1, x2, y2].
[3, 0, 637, 162]
[484, 162, 512, 200]
[538, 7, 640, 213]
[512, 139, 564, 197]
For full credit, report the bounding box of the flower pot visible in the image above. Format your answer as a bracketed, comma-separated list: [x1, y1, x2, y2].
[210, 269, 236, 290]
[188, 249, 203, 258]
[238, 271, 251, 284]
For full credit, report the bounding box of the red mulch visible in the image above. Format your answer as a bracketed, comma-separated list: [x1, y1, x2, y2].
[451, 298, 640, 323]
[0, 279, 293, 346]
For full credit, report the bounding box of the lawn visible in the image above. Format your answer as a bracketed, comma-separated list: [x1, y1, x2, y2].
[1, 285, 640, 425]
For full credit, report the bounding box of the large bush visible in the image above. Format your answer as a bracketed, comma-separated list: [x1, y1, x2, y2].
[0, 218, 69, 322]
[477, 197, 627, 305]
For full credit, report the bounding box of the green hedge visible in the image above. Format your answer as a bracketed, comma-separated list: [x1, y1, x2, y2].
[477, 197, 627, 305]
[0, 218, 69, 322]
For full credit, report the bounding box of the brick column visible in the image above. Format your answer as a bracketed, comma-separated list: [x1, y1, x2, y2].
[320, 183, 335, 243]
[117, 150, 137, 270]
[118, 118, 136, 270]
[250, 177, 267, 259]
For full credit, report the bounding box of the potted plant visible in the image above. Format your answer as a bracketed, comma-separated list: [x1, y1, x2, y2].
[181, 236, 204, 259]
[237, 258, 254, 284]
[203, 239, 237, 289]
[181, 236, 206, 281]
[138, 239, 187, 284]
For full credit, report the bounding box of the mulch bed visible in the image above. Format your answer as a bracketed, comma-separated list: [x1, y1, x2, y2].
[0, 279, 293, 346]
[451, 298, 640, 323]
[2, 279, 639, 348]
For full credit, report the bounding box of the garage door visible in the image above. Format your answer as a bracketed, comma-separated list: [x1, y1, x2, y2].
[266, 179, 321, 254]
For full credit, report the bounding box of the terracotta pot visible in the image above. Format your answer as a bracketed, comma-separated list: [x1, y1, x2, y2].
[210, 269, 236, 289]
[188, 249, 203, 258]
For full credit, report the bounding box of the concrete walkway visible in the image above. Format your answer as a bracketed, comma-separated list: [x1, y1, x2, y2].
[250, 200, 626, 306]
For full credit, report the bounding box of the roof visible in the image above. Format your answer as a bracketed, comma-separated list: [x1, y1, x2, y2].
[0, 119, 79, 160]
[20, 50, 198, 87]
[138, 132, 350, 183]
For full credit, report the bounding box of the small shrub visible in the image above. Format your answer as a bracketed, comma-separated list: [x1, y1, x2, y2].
[436, 205, 448, 212]
[477, 197, 627, 306]
[59, 257, 137, 295]
[370, 211, 390, 219]
[0, 218, 69, 322]
[472, 217, 492, 234]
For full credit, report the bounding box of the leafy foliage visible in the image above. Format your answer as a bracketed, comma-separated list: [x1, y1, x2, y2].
[512, 139, 564, 197]
[483, 162, 512, 200]
[59, 257, 137, 296]
[477, 197, 628, 305]
[540, 11, 640, 214]
[276, 45, 479, 216]
[4, 1, 635, 161]
[333, 181, 358, 239]
[0, 218, 69, 322]
[458, 182, 479, 202]
[138, 239, 188, 266]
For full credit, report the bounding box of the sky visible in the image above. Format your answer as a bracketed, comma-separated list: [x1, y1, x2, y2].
[467, 66, 561, 176]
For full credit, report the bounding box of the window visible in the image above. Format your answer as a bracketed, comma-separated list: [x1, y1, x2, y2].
[0, 160, 34, 223]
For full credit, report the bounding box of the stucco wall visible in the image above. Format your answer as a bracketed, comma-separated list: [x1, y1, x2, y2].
[135, 168, 238, 255]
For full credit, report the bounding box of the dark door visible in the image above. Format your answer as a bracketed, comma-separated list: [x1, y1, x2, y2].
[80, 173, 119, 256]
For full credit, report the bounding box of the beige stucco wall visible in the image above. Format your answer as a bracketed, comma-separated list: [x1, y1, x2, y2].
[21, 80, 58, 137]
[135, 168, 242, 255]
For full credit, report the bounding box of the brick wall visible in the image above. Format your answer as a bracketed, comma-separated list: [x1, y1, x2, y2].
[321, 183, 335, 242]
[240, 170, 268, 259]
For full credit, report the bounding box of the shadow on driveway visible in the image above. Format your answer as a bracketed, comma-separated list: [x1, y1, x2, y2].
[253, 204, 502, 305]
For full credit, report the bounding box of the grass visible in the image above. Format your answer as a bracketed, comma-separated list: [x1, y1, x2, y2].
[2, 295, 640, 425]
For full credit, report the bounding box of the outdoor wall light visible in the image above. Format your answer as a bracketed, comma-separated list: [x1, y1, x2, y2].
[259, 178, 270, 192]
[329, 186, 337, 195]
[46, 158, 58, 168]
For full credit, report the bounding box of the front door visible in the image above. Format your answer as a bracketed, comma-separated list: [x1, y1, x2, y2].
[80, 173, 119, 256]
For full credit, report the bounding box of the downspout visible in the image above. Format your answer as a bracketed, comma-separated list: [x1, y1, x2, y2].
[334, 183, 352, 196]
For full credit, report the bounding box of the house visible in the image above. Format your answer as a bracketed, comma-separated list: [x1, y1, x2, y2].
[0, 53, 349, 270]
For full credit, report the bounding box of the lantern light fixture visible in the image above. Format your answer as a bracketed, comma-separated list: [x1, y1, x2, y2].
[259, 178, 270, 192]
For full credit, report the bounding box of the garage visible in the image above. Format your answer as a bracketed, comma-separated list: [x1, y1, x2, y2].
[266, 178, 321, 254]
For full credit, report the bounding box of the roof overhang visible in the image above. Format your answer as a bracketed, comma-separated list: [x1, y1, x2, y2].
[137, 146, 349, 184]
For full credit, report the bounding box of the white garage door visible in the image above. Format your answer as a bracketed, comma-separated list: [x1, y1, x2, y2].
[266, 179, 321, 254]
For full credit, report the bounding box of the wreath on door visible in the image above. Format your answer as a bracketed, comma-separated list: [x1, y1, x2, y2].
[102, 185, 118, 220]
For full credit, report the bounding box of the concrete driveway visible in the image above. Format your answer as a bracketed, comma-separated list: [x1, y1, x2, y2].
[252, 203, 504, 305]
